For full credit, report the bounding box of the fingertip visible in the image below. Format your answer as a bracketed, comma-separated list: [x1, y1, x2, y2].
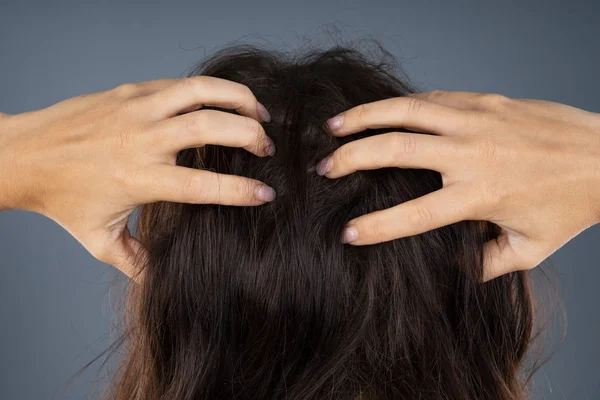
[316, 155, 333, 176]
[255, 184, 276, 202]
[326, 114, 344, 132]
[341, 223, 359, 244]
[264, 137, 276, 156]
[257, 102, 271, 123]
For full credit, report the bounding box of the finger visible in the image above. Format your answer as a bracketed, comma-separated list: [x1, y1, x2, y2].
[317, 132, 460, 179]
[481, 229, 542, 282]
[143, 76, 271, 122]
[150, 110, 275, 157]
[138, 165, 276, 206]
[94, 225, 146, 284]
[326, 96, 474, 137]
[341, 183, 475, 245]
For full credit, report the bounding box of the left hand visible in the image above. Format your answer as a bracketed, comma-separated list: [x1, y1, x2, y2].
[316, 90, 600, 281]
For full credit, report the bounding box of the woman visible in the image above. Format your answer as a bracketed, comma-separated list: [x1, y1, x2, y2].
[1, 41, 599, 399]
[102, 44, 574, 399]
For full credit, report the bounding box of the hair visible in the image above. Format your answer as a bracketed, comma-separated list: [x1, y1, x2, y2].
[105, 42, 540, 399]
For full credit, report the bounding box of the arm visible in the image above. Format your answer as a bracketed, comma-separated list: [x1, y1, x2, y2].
[318, 91, 600, 280]
[0, 78, 275, 281]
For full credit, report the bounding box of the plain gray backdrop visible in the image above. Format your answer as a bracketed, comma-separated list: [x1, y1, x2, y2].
[1, 0, 598, 399]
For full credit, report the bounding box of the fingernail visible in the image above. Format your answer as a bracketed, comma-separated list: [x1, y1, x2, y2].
[326, 114, 344, 131]
[316, 156, 333, 176]
[341, 225, 358, 243]
[257, 102, 271, 123]
[264, 138, 276, 156]
[256, 185, 276, 202]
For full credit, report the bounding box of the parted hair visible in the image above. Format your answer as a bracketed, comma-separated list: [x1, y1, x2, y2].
[107, 42, 537, 400]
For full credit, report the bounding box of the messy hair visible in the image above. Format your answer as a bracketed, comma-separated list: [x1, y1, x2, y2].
[108, 42, 538, 399]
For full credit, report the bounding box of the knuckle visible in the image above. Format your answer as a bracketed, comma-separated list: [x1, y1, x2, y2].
[338, 143, 357, 166]
[113, 83, 138, 97]
[244, 116, 264, 143]
[233, 84, 256, 114]
[427, 90, 446, 100]
[240, 84, 255, 103]
[406, 96, 423, 116]
[404, 134, 417, 155]
[182, 174, 206, 203]
[479, 93, 510, 108]
[353, 103, 367, 124]
[387, 133, 403, 164]
[181, 76, 202, 95]
[387, 133, 405, 163]
[185, 112, 204, 135]
[410, 205, 434, 230]
[391, 132, 417, 158]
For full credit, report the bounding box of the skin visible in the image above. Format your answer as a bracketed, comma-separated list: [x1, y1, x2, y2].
[317, 91, 600, 281]
[0, 77, 277, 282]
[1, 85, 599, 282]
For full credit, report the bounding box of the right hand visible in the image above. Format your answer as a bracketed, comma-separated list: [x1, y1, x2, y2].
[318, 91, 600, 281]
[0, 77, 276, 281]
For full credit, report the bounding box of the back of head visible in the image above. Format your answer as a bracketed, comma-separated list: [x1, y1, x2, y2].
[113, 43, 534, 400]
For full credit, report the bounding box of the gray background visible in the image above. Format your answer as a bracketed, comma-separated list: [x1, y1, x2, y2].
[1, 0, 598, 398]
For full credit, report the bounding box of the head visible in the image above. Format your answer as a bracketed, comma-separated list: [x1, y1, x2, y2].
[110, 43, 535, 399]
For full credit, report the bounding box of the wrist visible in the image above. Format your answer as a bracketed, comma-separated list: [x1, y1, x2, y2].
[590, 112, 600, 223]
[0, 114, 35, 212]
[0, 116, 11, 211]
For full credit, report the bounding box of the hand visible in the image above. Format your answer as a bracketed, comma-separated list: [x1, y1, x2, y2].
[0, 77, 276, 281]
[317, 91, 600, 280]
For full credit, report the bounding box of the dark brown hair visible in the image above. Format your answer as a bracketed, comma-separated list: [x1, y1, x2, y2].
[107, 42, 539, 399]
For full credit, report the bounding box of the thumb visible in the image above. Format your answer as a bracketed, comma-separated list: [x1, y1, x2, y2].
[482, 228, 542, 281]
[100, 225, 147, 284]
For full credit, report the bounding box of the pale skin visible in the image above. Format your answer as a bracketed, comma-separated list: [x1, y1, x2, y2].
[1, 82, 599, 282]
[317, 91, 600, 280]
[0, 77, 277, 282]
